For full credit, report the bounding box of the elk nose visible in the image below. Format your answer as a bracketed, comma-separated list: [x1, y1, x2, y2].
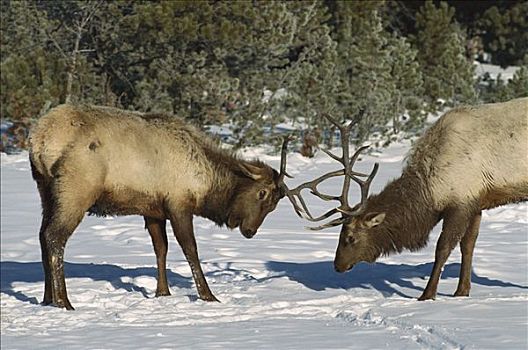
[241, 228, 256, 239]
[334, 261, 347, 273]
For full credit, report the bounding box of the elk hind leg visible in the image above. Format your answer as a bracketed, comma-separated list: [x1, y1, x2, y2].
[144, 217, 171, 297]
[33, 163, 54, 305]
[43, 201, 86, 310]
[454, 211, 482, 297]
[44, 176, 100, 309]
[37, 183, 54, 305]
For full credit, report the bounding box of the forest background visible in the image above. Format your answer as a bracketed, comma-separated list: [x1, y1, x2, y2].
[1, 0, 527, 151]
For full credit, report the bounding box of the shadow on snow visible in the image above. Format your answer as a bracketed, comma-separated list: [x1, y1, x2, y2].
[265, 260, 528, 299]
[0, 261, 193, 305]
[1, 260, 526, 305]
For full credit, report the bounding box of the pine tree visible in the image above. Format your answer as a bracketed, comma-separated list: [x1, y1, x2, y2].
[478, 1, 528, 68]
[321, 2, 396, 144]
[125, 1, 339, 147]
[413, 1, 476, 110]
[480, 54, 528, 103]
[0, 0, 64, 121]
[505, 55, 528, 99]
[386, 34, 424, 135]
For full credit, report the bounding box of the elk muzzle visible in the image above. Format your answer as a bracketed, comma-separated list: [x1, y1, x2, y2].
[240, 227, 257, 239]
[334, 259, 354, 273]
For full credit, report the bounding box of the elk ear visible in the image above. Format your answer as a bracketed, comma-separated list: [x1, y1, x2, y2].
[238, 163, 264, 181]
[364, 212, 385, 228]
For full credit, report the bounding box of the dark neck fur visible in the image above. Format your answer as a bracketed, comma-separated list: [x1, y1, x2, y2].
[369, 170, 441, 257]
[198, 179, 237, 226]
[196, 149, 253, 226]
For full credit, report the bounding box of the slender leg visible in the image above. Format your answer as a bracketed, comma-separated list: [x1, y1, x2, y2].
[37, 185, 53, 305]
[43, 173, 99, 310]
[32, 162, 53, 305]
[144, 217, 171, 296]
[167, 208, 219, 302]
[419, 206, 475, 301]
[44, 204, 86, 310]
[454, 211, 482, 297]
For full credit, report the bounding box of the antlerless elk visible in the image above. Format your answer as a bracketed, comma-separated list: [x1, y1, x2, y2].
[283, 97, 528, 300]
[29, 104, 290, 309]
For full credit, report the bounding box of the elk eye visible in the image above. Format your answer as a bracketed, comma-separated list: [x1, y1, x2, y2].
[258, 190, 267, 200]
[345, 236, 356, 245]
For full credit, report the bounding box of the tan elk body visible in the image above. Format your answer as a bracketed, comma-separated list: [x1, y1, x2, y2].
[285, 97, 528, 300]
[30, 104, 287, 309]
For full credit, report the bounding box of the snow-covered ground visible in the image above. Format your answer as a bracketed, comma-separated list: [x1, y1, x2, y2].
[474, 61, 521, 80]
[1, 139, 527, 350]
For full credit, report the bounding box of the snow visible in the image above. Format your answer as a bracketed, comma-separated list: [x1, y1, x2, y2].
[474, 62, 521, 81]
[1, 141, 527, 350]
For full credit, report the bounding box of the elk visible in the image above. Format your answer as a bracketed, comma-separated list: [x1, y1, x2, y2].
[29, 104, 290, 310]
[283, 97, 528, 300]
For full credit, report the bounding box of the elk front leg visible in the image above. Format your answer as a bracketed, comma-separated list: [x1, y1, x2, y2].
[419, 206, 475, 301]
[454, 211, 482, 297]
[167, 208, 219, 302]
[144, 217, 171, 297]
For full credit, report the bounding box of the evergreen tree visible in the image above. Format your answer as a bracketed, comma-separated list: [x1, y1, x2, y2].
[2, 0, 505, 152]
[480, 55, 528, 103]
[478, 1, 528, 68]
[273, 1, 338, 143]
[321, 2, 397, 144]
[126, 1, 338, 147]
[506, 63, 528, 99]
[386, 34, 424, 135]
[413, 1, 476, 110]
[0, 0, 64, 121]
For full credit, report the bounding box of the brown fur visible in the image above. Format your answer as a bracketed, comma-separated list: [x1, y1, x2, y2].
[29, 104, 284, 309]
[334, 97, 528, 300]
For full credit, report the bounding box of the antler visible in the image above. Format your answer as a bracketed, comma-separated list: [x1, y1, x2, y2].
[278, 135, 294, 183]
[278, 110, 379, 230]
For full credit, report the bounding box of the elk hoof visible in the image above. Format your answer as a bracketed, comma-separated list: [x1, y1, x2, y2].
[453, 290, 470, 297]
[201, 294, 220, 302]
[51, 299, 75, 310]
[155, 289, 171, 297]
[417, 293, 436, 301]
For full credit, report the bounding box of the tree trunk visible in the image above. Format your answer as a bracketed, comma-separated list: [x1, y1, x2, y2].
[64, 28, 82, 104]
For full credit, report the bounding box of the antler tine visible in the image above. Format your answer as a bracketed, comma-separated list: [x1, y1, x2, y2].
[320, 147, 341, 163]
[338, 162, 379, 217]
[306, 216, 347, 231]
[279, 108, 377, 230]
[303, 109, 373, 230]
[278, 132, 347, 220]
[278, 135, 294, 180]
[285, 169, 346, 220]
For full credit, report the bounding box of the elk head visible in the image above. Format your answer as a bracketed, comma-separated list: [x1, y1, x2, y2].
[228, 158, 289, 239]
[279, 111, 381, 272]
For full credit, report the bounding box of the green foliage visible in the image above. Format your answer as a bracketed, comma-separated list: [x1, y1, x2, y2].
[479, 56, 528, 103]
[413, 1, 476, 110]
[0, 0, 522, 152]
[478, 2, 528, 68]
[320, 2, 424, 145]
[0, 0, 65, 120]
[386, 34, 424, 134]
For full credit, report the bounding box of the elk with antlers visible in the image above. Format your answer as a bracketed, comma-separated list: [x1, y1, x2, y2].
[282, 97, 528, 300]
[29, 104, 292, 309]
